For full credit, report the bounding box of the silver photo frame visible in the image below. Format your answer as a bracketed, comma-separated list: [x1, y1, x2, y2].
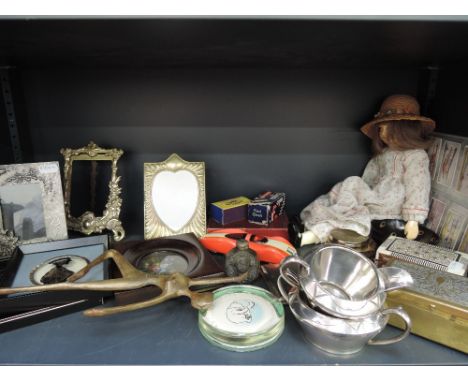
[0, 162, 68, 244]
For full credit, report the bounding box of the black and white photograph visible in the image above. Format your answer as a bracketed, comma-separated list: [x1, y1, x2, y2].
[0, 183, 46, 241]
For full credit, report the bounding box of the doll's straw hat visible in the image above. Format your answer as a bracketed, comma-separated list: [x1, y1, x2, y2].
[361, 94, 436, 138]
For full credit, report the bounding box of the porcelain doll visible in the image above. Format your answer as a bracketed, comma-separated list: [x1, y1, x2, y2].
[300, 94, 435, 246]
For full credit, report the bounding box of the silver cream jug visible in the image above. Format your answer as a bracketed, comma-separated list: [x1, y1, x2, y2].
[279, 244, 413, 319]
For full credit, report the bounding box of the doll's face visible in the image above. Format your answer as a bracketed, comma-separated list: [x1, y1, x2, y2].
[378, 123, 390, 143]
[378, 123, 396, 148]
[372, 120, 430, 154]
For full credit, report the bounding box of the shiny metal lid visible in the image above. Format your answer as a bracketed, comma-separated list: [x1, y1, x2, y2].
[330, 228, 369, 248]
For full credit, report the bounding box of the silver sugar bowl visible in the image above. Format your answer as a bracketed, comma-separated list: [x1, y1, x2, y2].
[287, 288, 411, 355]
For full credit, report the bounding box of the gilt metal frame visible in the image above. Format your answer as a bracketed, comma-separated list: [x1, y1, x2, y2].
[61, 142, 125, 241]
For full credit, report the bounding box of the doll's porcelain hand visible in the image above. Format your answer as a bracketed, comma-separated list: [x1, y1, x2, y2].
[300, 231, 321, 246]
[404, 220, 419, 240]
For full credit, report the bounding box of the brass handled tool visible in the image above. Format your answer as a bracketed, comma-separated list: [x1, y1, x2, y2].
[0, 249, 247, 317]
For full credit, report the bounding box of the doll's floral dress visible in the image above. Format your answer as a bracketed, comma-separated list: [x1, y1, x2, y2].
[300, 149, 431, 241]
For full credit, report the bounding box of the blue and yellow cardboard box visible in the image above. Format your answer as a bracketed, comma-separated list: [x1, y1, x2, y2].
[248, 192, 286, 226]
[210, 196, 251, 225]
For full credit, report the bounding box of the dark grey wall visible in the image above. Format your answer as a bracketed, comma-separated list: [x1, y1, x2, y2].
[433, 67, 468, 136]
[0, 92, 12, 163]
[19, 68, 418, 235]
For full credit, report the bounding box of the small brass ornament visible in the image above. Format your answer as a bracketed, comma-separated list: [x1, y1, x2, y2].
[0, 229, 18, 260]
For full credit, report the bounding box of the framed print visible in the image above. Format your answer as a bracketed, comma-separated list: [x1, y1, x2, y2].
[0, 234, 110, 333]
[437, 141, 461, 188]
[110, 233, 224, 306]
[455, 146, 468, 196]
[427, 137, 442, 180]
[13, 234, 109, 288]
[438, 205, 468, 250]
[144, 154, 206, 239]
[426, 197, 447, 233]
[0, 162, 68, 244]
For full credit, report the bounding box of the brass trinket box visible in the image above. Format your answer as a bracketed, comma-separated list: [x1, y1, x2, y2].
[384, 259, 468, 353]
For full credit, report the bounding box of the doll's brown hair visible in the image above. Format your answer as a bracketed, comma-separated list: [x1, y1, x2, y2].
[371, 120, 433, 155]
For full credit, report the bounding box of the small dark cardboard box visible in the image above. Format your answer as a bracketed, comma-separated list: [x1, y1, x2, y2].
[248, 192, 286, 226]
[210, 196, 250, 225]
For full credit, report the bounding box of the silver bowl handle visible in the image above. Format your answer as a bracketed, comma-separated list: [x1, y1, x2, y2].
[277, 274, 291, 302]
[277, 256, 317, 305]
[368, 307, 412, 346]
[278, 256, 310, 288]
[282, 287, 308, 323]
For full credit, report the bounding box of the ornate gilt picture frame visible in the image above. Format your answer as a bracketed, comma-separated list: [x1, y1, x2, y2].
[60, 142, 125, 241]
[144, 154, 206, 239]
